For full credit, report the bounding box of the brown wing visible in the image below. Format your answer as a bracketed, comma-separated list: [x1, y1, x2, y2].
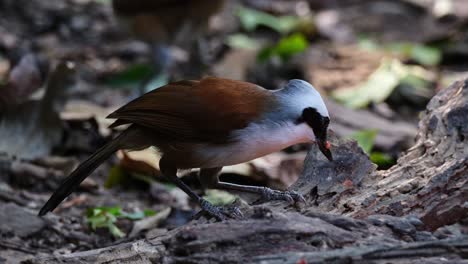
[107, 77, 277, 143]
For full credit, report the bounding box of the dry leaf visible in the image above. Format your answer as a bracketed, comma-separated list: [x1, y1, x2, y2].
[223, 151, 307, 188]
[117, 149, 161, 177]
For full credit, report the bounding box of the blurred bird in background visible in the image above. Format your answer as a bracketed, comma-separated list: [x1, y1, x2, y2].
[112, 0, 225, 93]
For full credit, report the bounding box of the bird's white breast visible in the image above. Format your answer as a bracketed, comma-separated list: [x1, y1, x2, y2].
[192, 122, 315, 168]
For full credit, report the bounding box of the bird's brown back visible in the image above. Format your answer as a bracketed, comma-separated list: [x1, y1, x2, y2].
[107, 77, 278, 143]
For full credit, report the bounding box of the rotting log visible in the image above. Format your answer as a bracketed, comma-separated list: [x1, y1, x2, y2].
[296, 79, 468, 231]
[25, 210, 468, 264]
[26, 80, 468, 264]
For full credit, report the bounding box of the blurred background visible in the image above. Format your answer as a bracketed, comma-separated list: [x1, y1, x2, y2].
[0, 0, 467, 260]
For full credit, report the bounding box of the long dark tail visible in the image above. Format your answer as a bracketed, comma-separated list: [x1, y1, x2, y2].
[38, 132, 126, 216]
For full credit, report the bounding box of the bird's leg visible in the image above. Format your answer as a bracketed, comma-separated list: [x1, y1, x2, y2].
[159, 158, 239, 221]
[199, 168, 306, 205]
[197, 167, 243, 218]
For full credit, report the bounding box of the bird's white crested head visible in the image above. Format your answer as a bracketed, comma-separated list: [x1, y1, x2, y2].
[272, 79, 333, 161]
[280, 79, 329, 118]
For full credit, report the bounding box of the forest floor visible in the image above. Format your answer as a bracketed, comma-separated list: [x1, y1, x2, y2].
[0, 0, 467, 263]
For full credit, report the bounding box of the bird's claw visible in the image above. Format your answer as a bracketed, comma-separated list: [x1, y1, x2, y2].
[195, 199, 243, 221]
[261, 188, 306, 205]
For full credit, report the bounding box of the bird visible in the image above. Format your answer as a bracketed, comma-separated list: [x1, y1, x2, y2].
[112, 0, 225, 84]
[38, 77, 333, 220]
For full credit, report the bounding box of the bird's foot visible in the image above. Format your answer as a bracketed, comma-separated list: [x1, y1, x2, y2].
[260, 188, 306, 205]
[194, 199, 243, 221]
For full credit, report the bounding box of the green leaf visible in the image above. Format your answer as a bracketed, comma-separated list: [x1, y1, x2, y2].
[357, 36, 380, 51]
[87, 214, 107, 230]
[410, 45, 441, 66]
[332, 59, 433, 109]
[104, 166, 128, 189]
[257, 47, 275, 61]
[144, 209, 157, 217]
[275, 33, 308, 59]
[332, 59, 400, 108]
[108, 223, 125, 238]
[87, 207, 101, 217]
[86, 206, 156, 238]
[203, 190, 236, 206]
[104, 206, 123, 217]
[106, 64, 153, 88]
[350, 129, 378, 154]
[87, 206, 122, 217]
[387, 43, 441, 66]
[121, 211, 145, 220]
[226, 34, 260, 50]
[358, 38, 441, 66]
[86, 206, 122, 237]
[258, 33, 308, 62]
[237, 6, 301, 34]
[121, 209, 157, 220]
[370, 152, 395, 167]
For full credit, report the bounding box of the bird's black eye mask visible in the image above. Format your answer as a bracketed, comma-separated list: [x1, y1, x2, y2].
[297, 107, 330, 140]
[298, 107, 333, 161]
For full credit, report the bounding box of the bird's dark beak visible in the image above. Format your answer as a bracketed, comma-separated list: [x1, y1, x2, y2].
[313, 121, 333, 161]
[302, 107, 333, 162]
[317, 139, 333, 161]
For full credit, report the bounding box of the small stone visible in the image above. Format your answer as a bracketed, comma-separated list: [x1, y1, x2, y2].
[0, 202, 46, 237]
